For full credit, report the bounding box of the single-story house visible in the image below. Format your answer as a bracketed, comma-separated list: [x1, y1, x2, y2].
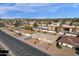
[33, 27, 48, 32]
[14, 30, 32, 40]
[33, 27, 56, 34]
[57, 35, 79, 48]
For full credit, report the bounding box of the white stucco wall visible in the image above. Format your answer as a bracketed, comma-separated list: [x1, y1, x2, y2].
[42, 30, 48, 32]
[59, 42, 73, 48]
[48, 30, 56, 33]
[22, 32, 31, 37]
[66, 33, 76, 37]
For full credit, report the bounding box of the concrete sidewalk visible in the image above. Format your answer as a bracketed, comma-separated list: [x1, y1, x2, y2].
[1, 29, 31, 41]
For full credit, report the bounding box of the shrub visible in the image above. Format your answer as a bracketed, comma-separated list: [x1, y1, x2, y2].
[15, 21, 21, 27]
[17, 33, 22, 35]
[37, 30, 41, 32]
[56, 42, 62, 49]
[33, 22, 38, 27]
[43, 31, 48, 34]
[34, 42, 36, 44]
[10, 29, 14, 32]
[25, 26, 33, 30]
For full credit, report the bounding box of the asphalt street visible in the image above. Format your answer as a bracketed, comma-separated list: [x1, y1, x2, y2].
[0, 30, 49, 56]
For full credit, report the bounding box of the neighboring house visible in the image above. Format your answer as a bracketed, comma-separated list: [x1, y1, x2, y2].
[33, 27, 48, 32]
[33, 27, 56, 34]
[62, 25, 76, 33]
[48, 30, 56, 34]
[48, 23, 60, 31]
[0, 22, 5, 27]
[57, 35, 79, 48]
[48, 23, 77, 33]
[76, 26, 79, 32]
[14, 30, 32, 40]
[29, 21, 35, 27]
[33, 22, 79, 33]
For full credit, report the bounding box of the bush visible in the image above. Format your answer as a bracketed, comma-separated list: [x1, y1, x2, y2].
[17, 33, 22, 35]
[33, 22, 38, 27]
[37, 30, 41, 32]
[25, 26, 33, 30]
[15, 21, 21, 27]
[34, 42, 36, 44]
[10, 29, 14, 32]
[43, 31, 48, 34]
[56, 42, 62, 49]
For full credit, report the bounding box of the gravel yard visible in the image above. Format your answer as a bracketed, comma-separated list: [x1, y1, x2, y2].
[24, 38, 77, 56]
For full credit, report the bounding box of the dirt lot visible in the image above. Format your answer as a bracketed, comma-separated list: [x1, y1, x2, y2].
[24, 38, 77, 56]
[19, 30, 34, 34]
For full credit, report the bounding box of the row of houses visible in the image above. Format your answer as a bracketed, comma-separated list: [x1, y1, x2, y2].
[49, 25, 79, 33]
[33, 22, 79, 34]
[33, 27, 78, 37]
[0, 20, 79, 33]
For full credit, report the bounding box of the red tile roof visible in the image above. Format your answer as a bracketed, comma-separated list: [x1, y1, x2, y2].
[59, 35, 79, 46]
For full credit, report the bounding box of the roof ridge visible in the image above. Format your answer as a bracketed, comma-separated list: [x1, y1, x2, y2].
[67, 36, 74, 45]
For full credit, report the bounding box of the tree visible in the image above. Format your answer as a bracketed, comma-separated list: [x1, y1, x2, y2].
[56, 41, 62, 49]
[15, 20, 21, 27]
[53, 19, 59, 23]
[75, 47, 79, 55]
[45, 21, 52, 27]
[70, 21, 73, 26]
[48, 21, 52, 24]
[33, 22, 38, 27]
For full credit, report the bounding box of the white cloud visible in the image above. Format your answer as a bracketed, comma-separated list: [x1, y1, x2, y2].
[72, 4, 79, 7]
[15, 3, 51, 7]
[0, 6, 19, 15]
[0, 3, 74, 18]
[17, 3, 62, 13]
[0, 6, 17, 11]
[0, 3, 61, 15]
[14, 3, 52, 13]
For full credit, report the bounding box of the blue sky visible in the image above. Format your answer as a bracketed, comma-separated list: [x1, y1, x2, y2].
[0, 3, 79, 19]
